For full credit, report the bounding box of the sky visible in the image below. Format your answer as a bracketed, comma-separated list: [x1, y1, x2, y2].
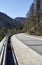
[0, 0, 33, 18]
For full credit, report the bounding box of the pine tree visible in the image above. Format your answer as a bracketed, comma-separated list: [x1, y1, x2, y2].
[36, 0, 40, 27]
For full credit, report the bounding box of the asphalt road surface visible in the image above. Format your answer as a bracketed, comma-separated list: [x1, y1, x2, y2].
[16, 33, 42, 55]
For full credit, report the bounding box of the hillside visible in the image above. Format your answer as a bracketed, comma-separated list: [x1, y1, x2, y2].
[0, 12, 26, 29]
[0, 12, 26, 41]
[15, 17, 26, 24]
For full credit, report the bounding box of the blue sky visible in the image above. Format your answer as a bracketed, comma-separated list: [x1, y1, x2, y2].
[0, 0, 33, 18]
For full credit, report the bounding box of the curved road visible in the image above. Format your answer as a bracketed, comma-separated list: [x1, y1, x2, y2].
[15, 33, 42, 55]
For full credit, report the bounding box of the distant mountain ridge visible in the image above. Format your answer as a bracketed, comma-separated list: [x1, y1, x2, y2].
[15, 17, 26, 24]
[0, 12, 26, 29]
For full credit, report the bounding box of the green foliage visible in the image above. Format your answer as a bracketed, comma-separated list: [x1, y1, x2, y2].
[0, 32, 4, 41]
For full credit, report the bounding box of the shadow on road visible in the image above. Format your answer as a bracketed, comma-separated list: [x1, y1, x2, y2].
[5, 36, 15, 65]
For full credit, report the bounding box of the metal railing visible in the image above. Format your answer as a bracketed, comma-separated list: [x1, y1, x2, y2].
[0, 35, 18, 65]
[0, 36, 8, 65]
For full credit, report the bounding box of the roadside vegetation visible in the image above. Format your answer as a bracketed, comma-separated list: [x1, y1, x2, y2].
[23, 0, 42, 36]
[0, 31, 5, 41]
[0, 27, 24, 41]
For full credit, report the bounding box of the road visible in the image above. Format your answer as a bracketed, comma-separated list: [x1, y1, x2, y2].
[0, 33, 42, 65]
[15, 33, 42, 55]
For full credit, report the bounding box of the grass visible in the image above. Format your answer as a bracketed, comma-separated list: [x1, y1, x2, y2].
[0, 33, 4, 42]
[0, 36, 3, 41]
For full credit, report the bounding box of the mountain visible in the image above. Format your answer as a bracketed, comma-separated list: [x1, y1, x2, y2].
[0, 12, 26, 31]
[0, 12, 16, 29]
[15, 17, 26, 24]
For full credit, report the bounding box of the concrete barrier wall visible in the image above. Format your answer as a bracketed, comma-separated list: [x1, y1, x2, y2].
[11, 42, 18, 65]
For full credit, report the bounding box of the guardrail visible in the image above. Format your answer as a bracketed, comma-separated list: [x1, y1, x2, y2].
[0, 35, 18, 65]
[0, 36, 8, 65]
